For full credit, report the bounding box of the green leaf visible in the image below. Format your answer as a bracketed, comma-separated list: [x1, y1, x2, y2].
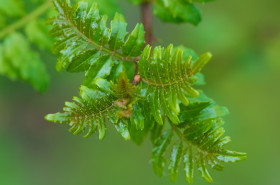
[115, 119, 130, 140]
[0, 33, 49, 92]
[83, 55, 115, 85]
[154, 0, 201, 25]
[138, 44, 211, 124]
[216, 150, 247, 163]
[184, 145, 194, 184]
[45, 78, 119, 139]
[152, 131, 173, 177]
[129, 113, 152, 145]
[196, 153, 213, 183]
[179, 101, 229, 123]
[66, 49, 100, 72]
[107, 61, 124, 81]
[49, 0, 142, 73]
[85, 0, 122, 18]
[150, 122, 163, 145]
[126, 0, 144, 5]
[168, 142, 183, 182]
[122, 23, 145, 57]
[0, 0, 24, 17]
[130, 103, 145, 130]
[192, 52, 212, 75]
[24, 19, 53, 50]
[109, 13, 128, 50]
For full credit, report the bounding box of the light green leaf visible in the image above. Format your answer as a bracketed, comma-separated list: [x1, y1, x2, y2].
[0, 33, 49, 92]
[192, 52, 212, 75]
[184, 146, 194, 184]
[138, 44, 211, 124]
[25, 19, 53, 50]
[122, 23, 145, 57]
[168, 142, 183, 182]
[109, 13, 128, 50]
[152, 131, 173, 177]
[196, 153, 213, 183]
[0, 0, 24, 17]
[115, 119, 130, 140]
[154, 0, 201, 25]
[45, 79, 119, 139]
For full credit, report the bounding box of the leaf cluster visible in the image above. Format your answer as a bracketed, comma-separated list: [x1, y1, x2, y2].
[45, 0, 247, 184]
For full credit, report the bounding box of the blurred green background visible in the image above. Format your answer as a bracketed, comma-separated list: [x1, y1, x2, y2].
[1, 0, 280, 185]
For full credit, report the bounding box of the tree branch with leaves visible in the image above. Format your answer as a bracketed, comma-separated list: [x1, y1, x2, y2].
[0, 0, 246, 184]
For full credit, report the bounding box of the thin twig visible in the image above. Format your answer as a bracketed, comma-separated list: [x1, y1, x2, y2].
[133, 1, 153, 84]
[141, 2, 153, 45]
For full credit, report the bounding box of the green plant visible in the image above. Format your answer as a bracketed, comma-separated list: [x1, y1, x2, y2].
[0, 0, 246, 183]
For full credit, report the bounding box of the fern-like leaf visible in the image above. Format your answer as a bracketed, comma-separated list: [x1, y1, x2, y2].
[48, 0, 145, 84]
[46, 73, 140, 140]
[45, 78, 118, 139]
[138, 44, 212, 125]
[150, 98, 247, 183]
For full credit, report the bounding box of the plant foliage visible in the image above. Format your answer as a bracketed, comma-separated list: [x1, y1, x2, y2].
[48, 0, 145, 81]
[46, 76, 138, 140]
[45, 0, 247, 184]
[127, 0, 214, 25]
[0, 0, 51, 92]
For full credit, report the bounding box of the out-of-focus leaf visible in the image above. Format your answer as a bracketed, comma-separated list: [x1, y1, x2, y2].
[0, 0, 24, 17]
[0, 33, 49, 92]
[154, 0, 201, 25]
[24, 19, 53, 50]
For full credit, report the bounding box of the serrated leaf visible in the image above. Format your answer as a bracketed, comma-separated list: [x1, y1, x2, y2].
[196, 153, 213, 183]
[109, 13, 128, 50]
[152, 131, 173, 177]
[49, 0, 142, 74]
[107, 61, 124, 81]
[66, 49, 100, 72]
[168, 142, 183, 182]
[122, 23, 145, 57]
[138, 44, 211, 125]
[45, 78, 119, 139]
[83, 55, 114, 85]
[184, 146, 194, 184]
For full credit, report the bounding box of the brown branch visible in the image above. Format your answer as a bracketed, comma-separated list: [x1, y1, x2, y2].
[133, 1, 153, 85]
[141, 2, 153, 46]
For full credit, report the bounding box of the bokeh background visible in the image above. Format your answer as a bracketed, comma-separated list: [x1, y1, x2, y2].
[1, 0, 280, 185]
